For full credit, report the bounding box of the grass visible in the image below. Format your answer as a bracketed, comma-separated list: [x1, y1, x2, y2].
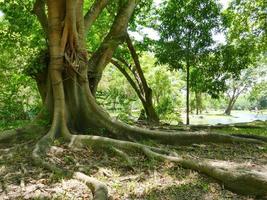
[215, 120, 267, 136]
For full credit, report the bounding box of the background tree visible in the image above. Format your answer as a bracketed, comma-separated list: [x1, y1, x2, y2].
[249, 81, 267, 110]
[224, 67, 262, 115]
[154, 0, 221, 125]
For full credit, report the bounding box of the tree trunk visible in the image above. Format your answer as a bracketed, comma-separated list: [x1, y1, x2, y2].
[186, 62, 190, 125]
[142, 90, 159, 124]
[195, 92, 202, 115]
[225, 97, 236, 115]
[87, 2, 136, 96]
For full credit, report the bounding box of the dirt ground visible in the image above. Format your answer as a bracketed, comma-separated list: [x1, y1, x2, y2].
[0, 122, 267, 200]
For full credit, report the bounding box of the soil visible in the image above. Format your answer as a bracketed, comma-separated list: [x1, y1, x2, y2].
[0, 121, 266, 200]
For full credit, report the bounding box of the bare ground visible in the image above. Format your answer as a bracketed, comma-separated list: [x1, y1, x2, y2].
[0, 122, 267, 200]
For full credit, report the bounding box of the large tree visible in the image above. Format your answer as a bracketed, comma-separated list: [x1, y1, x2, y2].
[1, 0, 267, 198]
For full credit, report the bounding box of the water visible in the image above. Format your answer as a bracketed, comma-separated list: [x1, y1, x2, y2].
[181, 111, 267, 125]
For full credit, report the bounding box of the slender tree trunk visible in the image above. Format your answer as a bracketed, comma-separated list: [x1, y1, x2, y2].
[186, 62, 190, 125]
[195, 92, 202, 115]
[142, 90, 159, 123]
[225, 98, 236, 115]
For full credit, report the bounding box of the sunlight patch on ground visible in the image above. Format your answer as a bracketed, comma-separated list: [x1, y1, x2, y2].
[0, 179, 92, 200]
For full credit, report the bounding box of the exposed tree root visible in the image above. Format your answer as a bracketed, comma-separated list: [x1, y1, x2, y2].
[0, 124, 47, 143]
[31, 132, 109, 199]
[73, 172, 108, 200]
[69, 134, 267, 197]
[32, 130, 70, 175]
[189, 122, 267, 130]
[108, 123, 266, 145]
[231, 133, 267, 142]
[111, 147, 133, 166]
[82, 89, 267, 145]
[143, 148, 267, 197]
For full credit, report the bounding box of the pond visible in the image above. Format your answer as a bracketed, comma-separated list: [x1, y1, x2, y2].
[181, 110, 267, 125]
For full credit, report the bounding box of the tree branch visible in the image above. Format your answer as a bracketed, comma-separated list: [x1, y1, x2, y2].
[115, 56, 145, 95]
[33, 0, 48, 36]
[84, 0, 109, 34]
[125, 33, 150, 94]
[111, 59, 146, 102]
[87, 0, 137, 95]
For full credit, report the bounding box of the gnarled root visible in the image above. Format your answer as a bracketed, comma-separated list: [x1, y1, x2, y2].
[0, 124, 47, 143]
[143, 148, 267, 197]
[110, 121, 267, 145]
[32, 131, 69, 175]
[69, 134, 267, 197]
[74, 172, 108, 200]
[231, 133, 267, 142]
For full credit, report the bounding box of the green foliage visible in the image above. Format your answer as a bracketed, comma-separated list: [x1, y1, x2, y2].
[140, 54, 183, 120]
[249, 81, 267, 109]
[153, 0, 228, 100]
[155, 0, 221, 68]
[24, 49, 48, 78]
[223, 0, 267, 53]
[97, 54, 183, 123]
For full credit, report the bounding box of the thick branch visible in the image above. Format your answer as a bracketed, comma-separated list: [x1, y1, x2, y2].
[115, 56, 145, 94]
[84, 0, 109, 34]
[33, 0, 48, 36]
[88, 0, 137, 95]
[111, 59, 145, 102]
[125, 33, 150, 94]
